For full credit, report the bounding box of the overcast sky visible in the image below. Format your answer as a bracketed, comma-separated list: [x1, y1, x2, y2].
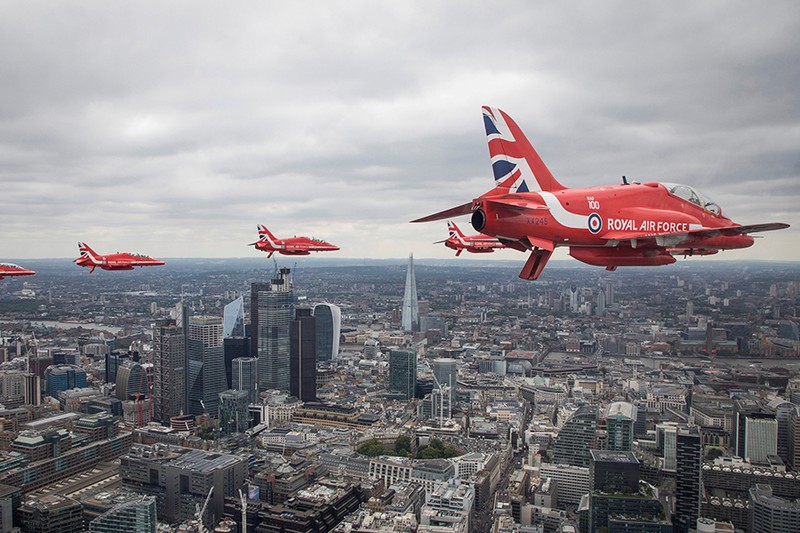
[1, 1, 798, 263]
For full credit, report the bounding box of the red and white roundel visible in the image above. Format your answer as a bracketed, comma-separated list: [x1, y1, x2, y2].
[588, 213, 603, 234]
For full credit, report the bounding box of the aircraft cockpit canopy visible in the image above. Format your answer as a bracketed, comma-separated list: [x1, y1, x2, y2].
[661, 182, 721, 215]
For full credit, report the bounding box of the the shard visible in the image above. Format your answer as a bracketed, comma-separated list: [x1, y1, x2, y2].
[401, 253, 419, 332]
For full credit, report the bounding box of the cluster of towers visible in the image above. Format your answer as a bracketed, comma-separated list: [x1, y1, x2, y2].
[150, 267, 341, 430]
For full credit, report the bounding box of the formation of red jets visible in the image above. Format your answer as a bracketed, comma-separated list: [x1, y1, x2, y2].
[1, 107, 789, 282]
[1, 226, 340, 279]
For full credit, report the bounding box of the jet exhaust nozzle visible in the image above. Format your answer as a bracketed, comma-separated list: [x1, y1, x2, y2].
[471, 209, 487, 232]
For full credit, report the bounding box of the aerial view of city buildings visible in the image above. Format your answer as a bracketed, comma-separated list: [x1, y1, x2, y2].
[0, 257, 797, 532]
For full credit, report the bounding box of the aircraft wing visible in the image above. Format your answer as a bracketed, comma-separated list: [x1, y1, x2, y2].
[690, 222, 790, 236]
[411, 203, 473, 223]
[601, 222, 790, 248]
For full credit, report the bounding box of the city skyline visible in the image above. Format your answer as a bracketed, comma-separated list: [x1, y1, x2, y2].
[0, 252, 797, 531]
[0, 3, 797, 261]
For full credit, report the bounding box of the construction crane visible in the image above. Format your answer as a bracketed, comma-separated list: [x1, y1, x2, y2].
[238, 488, 247, 533]
[195, 485, 214, 533]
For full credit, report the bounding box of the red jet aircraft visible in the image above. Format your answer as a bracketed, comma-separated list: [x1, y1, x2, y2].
[74, 242, 165, 272]
[250, 224, 340, 258]
[413, 106, 790, 280]
[0, 263, 36, 279]
[436, 220, 506, 256]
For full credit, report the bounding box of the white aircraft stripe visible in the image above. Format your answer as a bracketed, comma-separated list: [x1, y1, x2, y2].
[540, 192, 589, 229]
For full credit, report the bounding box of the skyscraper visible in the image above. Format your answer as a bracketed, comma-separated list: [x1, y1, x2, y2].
[115, 361, 150, 401]
[232, 357, 258, 405]
[251, 268, 293, 392]
[187, 315, 226, 417]
[312, 302, 341, 361]
[605, 401, 637, 451]
[152, 319, 186, 422]
[223, 337, 249, 389]
[223, 296, 245, 338]
[604, 280, 615, 306]
[674, 425, 702, 533]
[290, 308, 316, 402]
[432, 358, 457, 390]
[389, 349, 416, 400]
[551, 405, 598, 467]
[595, 289, 606, 317]
[401, 254, 419, 332]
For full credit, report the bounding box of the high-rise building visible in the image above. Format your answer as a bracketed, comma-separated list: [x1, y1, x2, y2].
[152, 319, 186, 422]
[589, 450, 639, 493]
[583, 450, 667, 533]
[218, 389, 249, 435]
[745, 416, 778, 464]
[44, 364, 87, 398]
[658, 424, 678, 471]
[551, 405, 598, 468]
[312, 303, 341, 361]
[674, 426, 702, 533]
[290, 308, 316, 402]
[223, 296, 245, 338]
[232, 357, 258, 405]
[251, 268, 293, 392]
[595, 289, 606, 316]
[734, 396, 776, 462]
[605, 402, 637, 451]
[401, 254, 419, 332]
[604, 280, 615, 306]
[115, 361, 151, 401]
[771, 399, 795, 465]
[389, 349, 416, 400]
[431, 358, 457, 390]
[789, 405, 800, 469]
[749, 483, 800, 533]
[222, 336, 248, 389]
[187, 315, 226, 417]
[105, 351, 131, 385]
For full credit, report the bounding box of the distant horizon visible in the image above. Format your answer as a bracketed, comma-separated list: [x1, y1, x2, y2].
[9, 256, 800, 266]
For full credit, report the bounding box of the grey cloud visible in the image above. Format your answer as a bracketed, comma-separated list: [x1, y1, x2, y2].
[0, 1, 797, 260]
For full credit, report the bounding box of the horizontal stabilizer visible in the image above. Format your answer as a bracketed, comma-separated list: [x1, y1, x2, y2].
[482, 197, 547, 213]
[411, 202, 472, 223]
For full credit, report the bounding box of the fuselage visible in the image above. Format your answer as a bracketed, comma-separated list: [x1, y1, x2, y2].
[471, 181, 754, 253]
[444, 234, 502, 254]
[75, 252, 165, 270]
[0, 263, 36, 279]
[254, 236, 339, 255]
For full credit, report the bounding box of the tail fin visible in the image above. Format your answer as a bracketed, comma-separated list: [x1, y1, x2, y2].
[447, 220, 467, 239]
[76, 242, 102, 269]
[77, 242, 99, 259]
[257, 225, 279, 246]
[482, 106, 567, 193]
